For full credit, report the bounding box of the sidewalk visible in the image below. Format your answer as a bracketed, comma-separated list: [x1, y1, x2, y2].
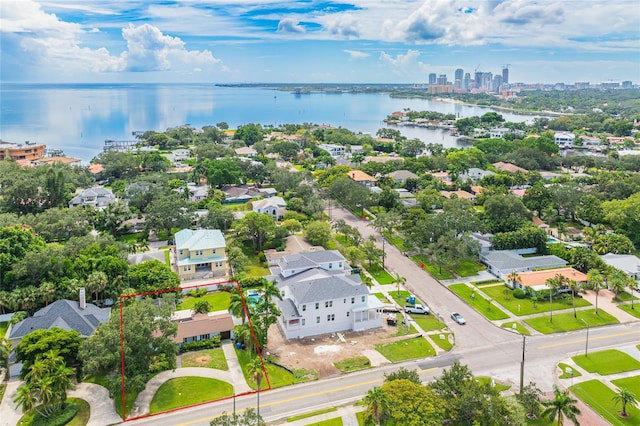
[270, 404, 364, 426]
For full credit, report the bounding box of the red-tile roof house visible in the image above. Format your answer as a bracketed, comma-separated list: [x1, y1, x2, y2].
[515, 267, 588, 291]
[493, 162, 527, 173]
[348, 170, 377, 187]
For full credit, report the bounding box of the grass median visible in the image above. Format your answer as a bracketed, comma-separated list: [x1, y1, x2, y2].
[524, 309, 618, 334]
[375, 336, 436, 362]
[571, 379, 640, 425]
[449, 284, 510, 321]
[481, 285, 591, 316]
[572, 349, 640, 375]
[149, 377, 233, 414]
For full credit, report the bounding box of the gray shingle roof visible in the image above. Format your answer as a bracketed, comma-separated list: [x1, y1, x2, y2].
[279, 250, 345, 274]
[277, 298, 301, 320]
[9, 299, 111, 340]
[288, 275, 368, 304]
[482, 250, 567, 271]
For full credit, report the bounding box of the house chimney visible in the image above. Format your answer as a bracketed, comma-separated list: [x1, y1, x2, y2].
[79, 287, 86, 310]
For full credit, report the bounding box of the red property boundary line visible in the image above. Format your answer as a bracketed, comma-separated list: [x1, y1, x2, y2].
[119, 280, 270, 422]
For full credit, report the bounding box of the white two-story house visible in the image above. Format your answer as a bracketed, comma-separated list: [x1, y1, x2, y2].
[269, 250, 383, 339]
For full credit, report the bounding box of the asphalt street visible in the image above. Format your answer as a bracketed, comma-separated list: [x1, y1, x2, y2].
[124, 205, 640, 426]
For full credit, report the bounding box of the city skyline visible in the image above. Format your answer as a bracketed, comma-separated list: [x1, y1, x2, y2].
[1, 0, 639, 85]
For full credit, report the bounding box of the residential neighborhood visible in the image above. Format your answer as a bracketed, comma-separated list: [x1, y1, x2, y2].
[1, 96, 639, 426]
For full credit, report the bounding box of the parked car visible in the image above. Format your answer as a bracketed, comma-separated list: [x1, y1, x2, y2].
[405, 304, 430, 315]
[451, 312, 466, 325]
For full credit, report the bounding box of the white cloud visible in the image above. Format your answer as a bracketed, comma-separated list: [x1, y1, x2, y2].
[317, 13, 362, 39]
[277, 18, 305, 33]
[344, 49, 369, 59]
[379, 49, 421, 68]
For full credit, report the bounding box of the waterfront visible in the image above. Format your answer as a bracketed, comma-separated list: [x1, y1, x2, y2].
[0, 84, 542, 162]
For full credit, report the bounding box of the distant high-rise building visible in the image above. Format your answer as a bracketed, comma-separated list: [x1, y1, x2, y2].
[437, 74, 448, 85]
[575, 82, 590, 89]
[493, 75, 503, 91]
[482, 72, 493, 90]
[463, 73, 471, 90]
[455, 68, 464, 81]
[474, 71, 483, 89]
[428, 73, 437, 84]
[622, 80, 633, 88]
[502, 67, 509, 85]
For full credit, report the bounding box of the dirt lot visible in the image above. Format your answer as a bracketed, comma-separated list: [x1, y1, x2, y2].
[263, 318, 410, 379]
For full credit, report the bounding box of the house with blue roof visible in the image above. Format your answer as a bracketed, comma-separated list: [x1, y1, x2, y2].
[174, 229, 228, 279]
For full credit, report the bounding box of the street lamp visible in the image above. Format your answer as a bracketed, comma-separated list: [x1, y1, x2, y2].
[581, 319, 589, 357]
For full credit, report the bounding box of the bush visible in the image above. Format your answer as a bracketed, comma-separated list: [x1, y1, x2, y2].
[513, 289, 526, 299]
[31, 402, 78, 426]
[180, 336, 222, 353]
[187, 288, 207, 298]
[239, 276, 265, 289]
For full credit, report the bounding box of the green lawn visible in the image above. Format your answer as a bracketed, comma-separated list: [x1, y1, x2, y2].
[481, 285, 591, 316]
[387, 234, 408, 251]
[558, 363, 582, 379]
[572, 350, 640, 375]
[83, 372, 109, 389]
[375, 337, 436, 362]
[388, 290, 413, 307]
[500, 321, 531, 335]
[309, 417, 344, 426]
[334, 356, 371, 373]
[615, 292, 638, 302]
[364, 265, 394, 284]
[571, 380, 640, 425]
[356, 411, 366, 426]
[451, 260, 485, 277]
[431, 332, 454, 351]
[67, 398, 91, 426]
[390, 313, 419, 336]
[411, 315, 446, 332]
[115, 389, 138, 418]
[115, 232, 146, 244]
[618, 304, 640, 319]
[287, 407, 338, 422]
[178, 291, 231, 312]
[611, 376, 640, 399]
[524, 309, 619, 334]
[180, 348, 228, 370]
[372, 292, 391, 303]
[149, 377, 233, 414]
[410, 254, 455, 280]
[476, 377, 511, 392]
[164, 249, 170, 266]
[0, 321, 8, 337]
[235, 348, 304, 389]
[448, 284, 510, 321]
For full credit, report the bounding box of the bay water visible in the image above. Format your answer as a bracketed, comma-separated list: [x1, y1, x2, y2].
[0, 84, 540, 162]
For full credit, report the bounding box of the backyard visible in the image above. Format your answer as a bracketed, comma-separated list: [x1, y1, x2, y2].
[177, 291, 231, 312]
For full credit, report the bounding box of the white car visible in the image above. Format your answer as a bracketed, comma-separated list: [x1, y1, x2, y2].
[451, 312, 466, 325]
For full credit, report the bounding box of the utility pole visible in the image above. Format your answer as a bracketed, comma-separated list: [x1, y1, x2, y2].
[581, 319, 589, 356]
[520, 334, 526, 394]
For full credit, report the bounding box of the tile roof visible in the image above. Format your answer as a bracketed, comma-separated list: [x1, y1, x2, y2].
[348, 170, 377, 182]
[173, 311, 234, 343]
[517, 267, 588, 288]
[493, 162, 528, 173]
[9, 299, 110, 340]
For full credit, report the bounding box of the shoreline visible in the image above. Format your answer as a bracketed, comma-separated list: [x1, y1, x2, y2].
[430, 96, 566, 117]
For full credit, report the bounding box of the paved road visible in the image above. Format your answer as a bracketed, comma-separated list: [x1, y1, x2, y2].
[121, 205, 640, 425]
[328, 205, 518, 351]
[125, 323, 640, 426]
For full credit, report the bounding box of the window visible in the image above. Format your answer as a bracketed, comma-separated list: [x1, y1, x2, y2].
[339, 262, 343, 268]
[302, 305, 306, 312]
[315, 302, 319, 310]
[325, 301, 333, 308]
[351, 297, 355, 304]
[215, 262, 223, 267]
[347, 312, 350, 317]
[179, 250, 183, 255]
[344, 299, 347, 303]
[326, 314, 335, 321]
[316, 316, 320, 324]
[362, 296, 366, 302]
[302, 319, 305, 326]
[183, 265, 191, 272]
[195, 250, 203, 256]
[329, 263, 332, 269]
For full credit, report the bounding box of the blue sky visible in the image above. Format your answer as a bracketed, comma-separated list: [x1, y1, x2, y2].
[1, 0, 639, 84]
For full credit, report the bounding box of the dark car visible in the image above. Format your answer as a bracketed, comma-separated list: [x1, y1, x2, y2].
[451, 312, 466, 325]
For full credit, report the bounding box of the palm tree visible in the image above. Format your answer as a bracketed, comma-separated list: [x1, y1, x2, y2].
[229, 287, 247, 324]
[568, 279, 579, 318]
[507, 271, 521, 289]
[38, 282, 56, 307]
[363, 386, 389, 425]
[247, 357, 265, 424]
[546, 275, 565, 323]
[587, 269, 604, 314]
[612, 388, 638, 418]
[0, 337, 11, 379]
[530, 290, 540, 309]
[85, 270, 108, 304]
[13, 383, 37, 414]
[608, 269, 627, 301]
[392, 273, 406, 296]
[627, 276, 637, 310]
[541, 385, 581, 426]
